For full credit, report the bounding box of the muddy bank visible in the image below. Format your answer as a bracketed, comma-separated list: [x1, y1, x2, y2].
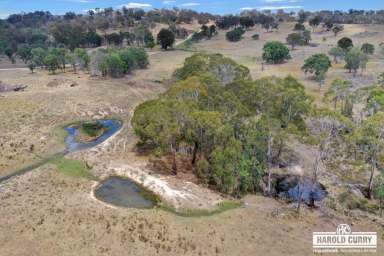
[104, 161, 224, 211]
[93, 176, 158, 209]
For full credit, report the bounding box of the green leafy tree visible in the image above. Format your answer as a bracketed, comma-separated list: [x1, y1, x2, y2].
[65, 52, 77, 73]
[157, 28, 175, 50]
[325, 79, 351, 110]
[174, 53, 251, 85]
[262, 41, 290, 64]
[328, 46, 345, 63]
[132, 53, 312, 196]
[31, 47, 47, 67]
[50, 48, 67, 72]
[353, 113, 384, 199]
[74, 48, 90, 70]
[344, 47, 367, 76]
[366, 87, 384, 115]
[302, 54, 332, 85]
[361, 43, 375, 55]
[374, 175, 384, 216]
[100, 52, 127, 78]
[44, 54, 60, 74]
[286, 33, 303, 50]
[50, 21, 86, 50]
[17, 45, 32, 63]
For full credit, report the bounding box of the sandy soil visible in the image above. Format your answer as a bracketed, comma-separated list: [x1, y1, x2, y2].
[0, 165, 382, 256]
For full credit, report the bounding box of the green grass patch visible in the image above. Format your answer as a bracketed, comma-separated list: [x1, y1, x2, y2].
[338, 191, 379, 214]
[51, 157, 95, 180]
[139, 187, 162, 204]
[159, 200, 243, 217]
[80, 121, 105, 137]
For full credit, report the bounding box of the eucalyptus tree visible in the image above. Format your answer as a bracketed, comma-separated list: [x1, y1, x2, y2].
[353, 113, 384, 199]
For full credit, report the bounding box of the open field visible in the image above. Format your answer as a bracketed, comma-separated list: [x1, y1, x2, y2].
[1, 22, 384, 255]
[192, 23, 384, 104]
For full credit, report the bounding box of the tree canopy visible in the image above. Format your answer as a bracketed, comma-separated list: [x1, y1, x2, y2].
[302, 54, 332, 82]
[262, 41, 290, 64]
[133, 53, 312, 196]
[157, 28, 175, 50]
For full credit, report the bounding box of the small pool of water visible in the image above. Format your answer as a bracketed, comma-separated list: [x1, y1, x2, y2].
[65, 119, 122, 152]
[94, 177, 157, 209]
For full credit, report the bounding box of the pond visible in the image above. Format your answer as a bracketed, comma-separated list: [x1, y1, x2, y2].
[65, 119, 122, 152]
[94, 176, 157, 209]
[0, 119, 122, 183]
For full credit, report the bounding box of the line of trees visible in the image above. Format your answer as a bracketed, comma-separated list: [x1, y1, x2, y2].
[25, 47, 90, 74]
[91, 47, 148, 77]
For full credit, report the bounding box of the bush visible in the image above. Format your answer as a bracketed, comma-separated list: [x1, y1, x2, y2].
[226, 27, 245, 42]
[262, 41, 291, 64]
[252, 34, 259, 40]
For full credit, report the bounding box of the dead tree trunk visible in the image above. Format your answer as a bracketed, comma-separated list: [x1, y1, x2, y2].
[367, 158, 376, 199]
[267, 135, 273, 196]
[191, 141, 198, 165]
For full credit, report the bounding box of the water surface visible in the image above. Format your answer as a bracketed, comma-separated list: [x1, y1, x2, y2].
[94, 176, 156, 209]
[65, 119, 122, 152]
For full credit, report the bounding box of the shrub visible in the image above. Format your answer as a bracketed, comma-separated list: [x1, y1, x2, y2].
[226, 27, 245, 42]
[252, 34, 259, 40]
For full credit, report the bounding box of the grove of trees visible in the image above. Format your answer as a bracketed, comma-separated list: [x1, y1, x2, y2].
[133, 53, 312, 196]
